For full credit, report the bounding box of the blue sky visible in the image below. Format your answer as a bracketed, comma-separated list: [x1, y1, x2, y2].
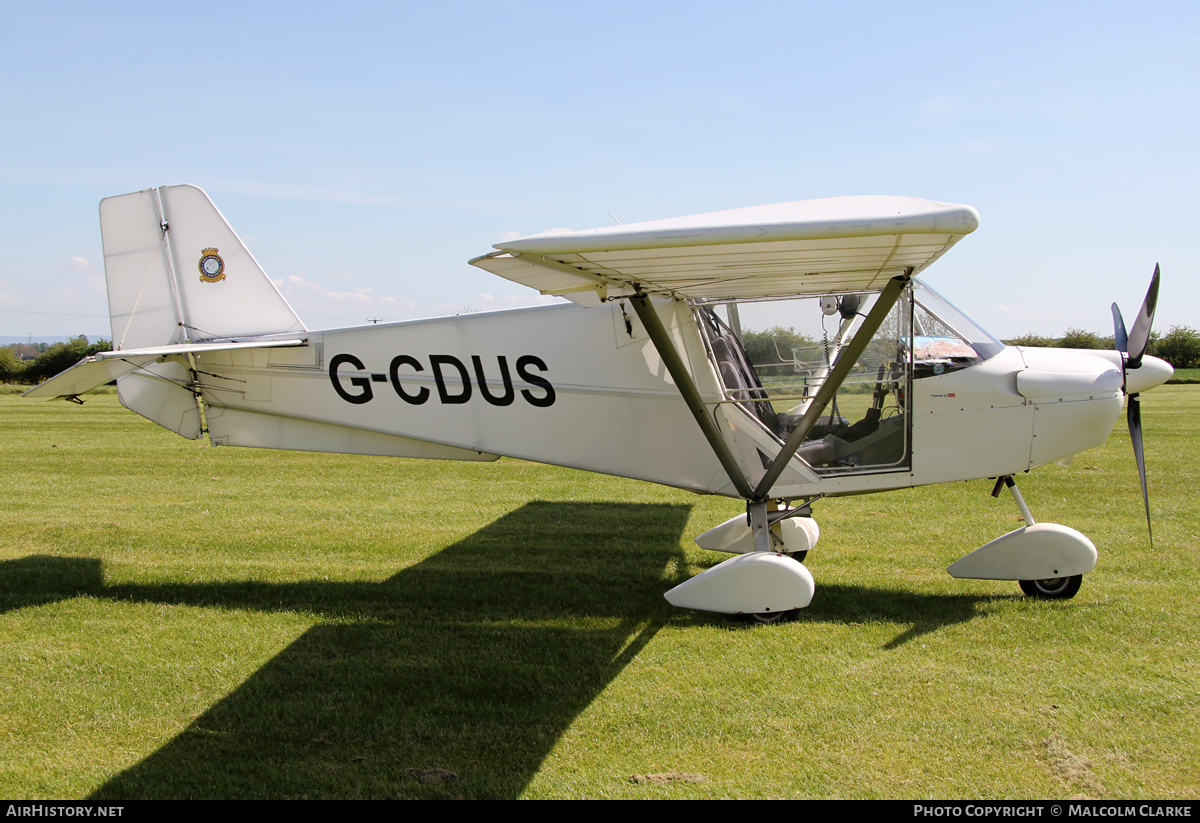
[2, 1, 1197, 340]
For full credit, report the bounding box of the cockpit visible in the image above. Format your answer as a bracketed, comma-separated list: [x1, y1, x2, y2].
[694, 280, 1003, 476]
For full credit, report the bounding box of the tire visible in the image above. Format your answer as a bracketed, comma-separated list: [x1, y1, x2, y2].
[745, 609, 798, 624]
[1019, 575, 1083, 600]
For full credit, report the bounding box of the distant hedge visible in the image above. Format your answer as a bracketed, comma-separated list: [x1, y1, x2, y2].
[0, 337, 112, 385]
[1150, 326, 1200, 369]
[1003, 325, 1200, 369]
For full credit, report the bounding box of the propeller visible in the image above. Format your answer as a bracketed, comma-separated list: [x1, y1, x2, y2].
[1110, 264, 1161, 544]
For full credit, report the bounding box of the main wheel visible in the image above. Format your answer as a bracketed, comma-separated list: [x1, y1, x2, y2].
[745, 609, 798, 624]
[1019, 575, 1083, 600]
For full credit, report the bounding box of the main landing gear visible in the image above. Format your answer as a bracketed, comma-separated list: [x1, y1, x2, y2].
[664, 500, 819, 619]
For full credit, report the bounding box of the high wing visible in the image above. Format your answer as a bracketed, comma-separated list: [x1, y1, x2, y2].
[470, 195, 980, 306]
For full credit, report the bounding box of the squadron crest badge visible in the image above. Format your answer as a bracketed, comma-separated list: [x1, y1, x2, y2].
[198, 248, 226, 283]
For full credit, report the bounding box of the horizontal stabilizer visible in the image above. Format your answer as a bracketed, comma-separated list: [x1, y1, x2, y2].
[22, 355, 157, 399]
[23, 339, 307, 400]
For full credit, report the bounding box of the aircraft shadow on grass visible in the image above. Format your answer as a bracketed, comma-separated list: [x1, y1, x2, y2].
[800, 585, 1009, 650]
[4, 502, 690, 799]
[1, 502, 1000, 798]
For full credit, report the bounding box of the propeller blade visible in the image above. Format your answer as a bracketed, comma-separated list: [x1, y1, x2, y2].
[1111, 302, 1128, 353]
[1127, 392, 1153, 546]
[1126, 264, 1160, 370]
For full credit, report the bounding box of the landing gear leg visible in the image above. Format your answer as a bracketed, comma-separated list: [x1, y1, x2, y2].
[994, 475, 1035, 527]
[743, 501, 805, 622]
[992, 476, 1086, 601]
[748, 500, 772, 553]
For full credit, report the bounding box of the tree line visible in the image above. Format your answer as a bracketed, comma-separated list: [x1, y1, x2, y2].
[0, 336, 112, 385]
[1002, 325, 1200, 368]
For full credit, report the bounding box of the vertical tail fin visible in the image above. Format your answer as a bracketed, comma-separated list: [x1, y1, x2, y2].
[100, 185, 306, 437]
[102, 184, 305, 349]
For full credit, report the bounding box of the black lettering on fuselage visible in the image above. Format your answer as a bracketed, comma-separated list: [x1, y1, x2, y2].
[329, 353, 373, 404]
[516, 355, 555, 407]
[329, 353, 555, 408]
[389, 355, 430, 404]
[430, 355, 472, 404]
[471, 355, 515, 406]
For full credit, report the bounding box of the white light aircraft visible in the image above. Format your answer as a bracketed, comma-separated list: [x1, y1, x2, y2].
[26, 185, 1172, 622]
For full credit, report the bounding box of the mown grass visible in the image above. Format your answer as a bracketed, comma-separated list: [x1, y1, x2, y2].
[1, 390, 1196, 799]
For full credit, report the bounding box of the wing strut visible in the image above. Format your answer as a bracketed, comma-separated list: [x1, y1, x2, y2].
[629, 292, 756, 499]
[629, 272, 910, 504]
[751, 272, 912, 500]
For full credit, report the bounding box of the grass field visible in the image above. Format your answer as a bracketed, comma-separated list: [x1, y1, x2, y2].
[1, 390, 1197, 799]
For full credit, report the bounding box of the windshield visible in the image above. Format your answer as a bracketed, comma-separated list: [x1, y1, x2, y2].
[911, 281, 1004, 367]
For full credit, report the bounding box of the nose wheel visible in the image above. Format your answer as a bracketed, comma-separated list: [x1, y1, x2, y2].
[745, 608, 800, 624]
[1019, 575, 1083, 600]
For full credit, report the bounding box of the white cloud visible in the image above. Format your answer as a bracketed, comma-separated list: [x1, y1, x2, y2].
[379, 297, 415, 309]
[499, 292, 557, 306]
[59, 255, 95, 272]
[271, 271, 423, 318]
[329, 290, 372, 303]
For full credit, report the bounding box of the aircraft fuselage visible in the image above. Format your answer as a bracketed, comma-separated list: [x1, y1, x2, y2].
[185, 295, 1165, 503]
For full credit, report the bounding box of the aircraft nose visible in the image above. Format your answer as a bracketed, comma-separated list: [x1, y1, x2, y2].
[1125, 354, 1173, 394]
